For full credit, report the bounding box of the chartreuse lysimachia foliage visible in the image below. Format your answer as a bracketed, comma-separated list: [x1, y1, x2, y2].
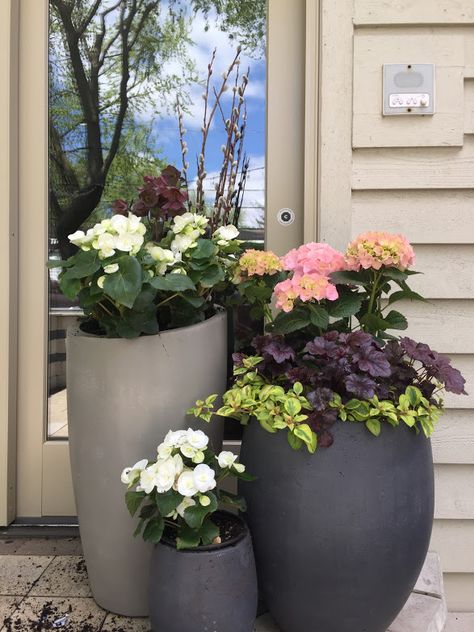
[189, 358, 443, 454]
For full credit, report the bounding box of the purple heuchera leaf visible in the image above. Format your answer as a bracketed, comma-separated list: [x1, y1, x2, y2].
[252, 335, 295, 364]
[307, 388, 334, 411]
[344, 374, 377, 399]
[353, 345, 391, 378]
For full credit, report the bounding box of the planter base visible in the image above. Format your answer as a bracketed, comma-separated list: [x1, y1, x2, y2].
[254, 552, 447, 632]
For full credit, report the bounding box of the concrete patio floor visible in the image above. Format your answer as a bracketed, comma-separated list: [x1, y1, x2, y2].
[0, 536, 472, 631]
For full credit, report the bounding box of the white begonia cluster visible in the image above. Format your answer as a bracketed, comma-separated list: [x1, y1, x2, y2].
[170, 213, 209, 254]
[212, 225, 240, 247]
[146, 244, 182, 276]
[68, 214, 146, 260]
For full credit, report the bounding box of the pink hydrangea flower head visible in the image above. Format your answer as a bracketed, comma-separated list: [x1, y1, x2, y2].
[273, 273, 339, 312]
[282, 242, 346, 277]
[345, 232, 415, 271]
[237, 249, 282, 278]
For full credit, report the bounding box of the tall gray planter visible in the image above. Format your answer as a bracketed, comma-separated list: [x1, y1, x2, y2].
[66, 312, 227, 616]
[239, 420, 434, 632]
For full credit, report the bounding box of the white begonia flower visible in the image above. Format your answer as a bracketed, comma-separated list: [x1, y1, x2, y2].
[180, 443, 197, 459]
[213, 225, 240, 245]
[186, 429, 209, 450]
[116, 232, 144, 255]
[193, 463, 216, 493]
[140, 464, 160, 494]
[101, 218, 112, 231]
[97, 275, 106, 289]
[172, 213, 194, 234]
[157, 442, 173, 459]
[233, 463, 246, 473]
[103, 263, 119, 274]
[177, 470, 198, 497]
[171, 234, 196, 253]
[155, 458, 176, 493]
[110, 214, 128, 233]
[192, 451, 205, 464]
[68, 230, 86, 246]
[176, 496, 196, 518]
[173, 453, 184, 476]
[120, 459, 148, 485]
[199, 495, 211, 507]
[217, 451, 238, 469]
[163, 429, 188, 447]
[96, 232, 116, 259]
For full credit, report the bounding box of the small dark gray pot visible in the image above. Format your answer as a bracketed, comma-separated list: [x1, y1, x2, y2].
[66, 312, 227, 616]
[239, 420, 434, 632]
[149, 514, 258, 632]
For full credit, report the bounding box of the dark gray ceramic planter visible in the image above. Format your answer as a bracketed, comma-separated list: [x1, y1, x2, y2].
[149, 513, 258, 632]
[239, 420, 434, 632]
[66, 312, 227, 616]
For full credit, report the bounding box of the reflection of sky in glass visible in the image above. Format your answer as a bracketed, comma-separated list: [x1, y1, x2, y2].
[140, 10, 266, 228]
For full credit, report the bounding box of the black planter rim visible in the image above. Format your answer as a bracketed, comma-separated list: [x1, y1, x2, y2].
[159, 510, 249, 553]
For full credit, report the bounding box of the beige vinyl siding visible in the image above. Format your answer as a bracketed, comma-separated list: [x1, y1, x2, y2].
[316, 0, 474, 610]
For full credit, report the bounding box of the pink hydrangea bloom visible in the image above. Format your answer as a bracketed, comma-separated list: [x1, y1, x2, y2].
[274, 273, 339, 312]
[281, 243, 346, 276]
[237, 249, 282, 278]
[346, 232, 415, 271]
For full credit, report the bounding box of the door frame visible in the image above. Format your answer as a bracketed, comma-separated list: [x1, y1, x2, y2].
[1, 0, 318, 523]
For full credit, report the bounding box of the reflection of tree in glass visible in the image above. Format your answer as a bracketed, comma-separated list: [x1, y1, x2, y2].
[49, 0, 265, 258]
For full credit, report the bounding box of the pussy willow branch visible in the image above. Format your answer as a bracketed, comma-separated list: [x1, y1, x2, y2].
[175, 96, 192, 211]
[195, 47, 243, 221]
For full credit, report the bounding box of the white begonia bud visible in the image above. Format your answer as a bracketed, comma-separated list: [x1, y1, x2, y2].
[103, 263, 119, 274]
[199, 495, 211, 507]
[193, 463, 216, 493]
[97, 275, 105, 289]
[217, 451, 238, 469]
[177, 470, 198, 497]
[121, 459, 148, 485]
[186, 429, 209, 450]
[192, 451, 205, 464]
[234, 463, 246, 474]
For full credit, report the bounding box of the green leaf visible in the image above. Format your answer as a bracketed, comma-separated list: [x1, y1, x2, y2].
[406, 386, 421, 407]
[61, 250, 101, 279]
[139, 504, 156, 520]
[176, 524, 201, 550]
[192, 238, 216, 259]
[365, 418, 381, 437]
[381, 267, 408, 282]
[183, 492, 218, 529]
[328, 293, 363, 318]
[308, 304, 329, 329]
[133, 519, 145, 537]
[293, 423, 314, 445]
[287, 430, 303, 450]
[47, 258, 71, 268]
[388, 289, 427, 305]
[199, 264, 226, 288]
[199, 517, 219, 546]
[284, 398, 302, 416]
[102, 256, 142, 308]
[150, 274, 196, 292]
[217, 491, 247, 512]
[125, 491, 145, 517]
[59, 275, 81, 300]
[272, 309, 311, 334]
[143, 516, 165, 544]
[154, 490, 182, 517]
[360, 313, 389, 332]
[384, 310, 408, 331]
[330, 270, 372, 287]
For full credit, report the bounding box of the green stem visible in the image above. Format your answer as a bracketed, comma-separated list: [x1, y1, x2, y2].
[156, 292, 179, 308]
